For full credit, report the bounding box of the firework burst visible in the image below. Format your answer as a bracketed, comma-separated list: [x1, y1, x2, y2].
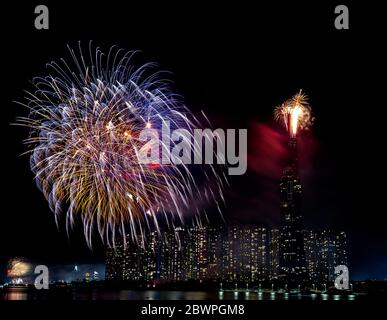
[15, 43, 226, 247]
[7, 257, 32, 277]
[274, 90, 313, 137]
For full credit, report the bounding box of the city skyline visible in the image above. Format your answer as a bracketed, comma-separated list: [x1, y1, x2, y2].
[1, 2, 386, 284]
[105, 224, 348, 287]
[106, 111, 349, 288]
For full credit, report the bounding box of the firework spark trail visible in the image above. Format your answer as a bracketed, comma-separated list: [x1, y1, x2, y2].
[15, 43, 226, 248]
[274, 90, 313, 137]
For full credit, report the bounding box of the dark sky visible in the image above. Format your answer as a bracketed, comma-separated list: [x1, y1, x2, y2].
[1, 2, 386, 280]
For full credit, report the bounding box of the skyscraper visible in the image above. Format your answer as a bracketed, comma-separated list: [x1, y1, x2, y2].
[304, 230, 348, 283]
[269, 228, 280, 280]
[252, 226, 268, 281]
[143, 231, 162, 281]
[161, 227, 186, 282]
[185, 226, 209, 280]
[207, 226, 224, 279]
[222, 225, 268, 283]
[279, 137, 308, 283]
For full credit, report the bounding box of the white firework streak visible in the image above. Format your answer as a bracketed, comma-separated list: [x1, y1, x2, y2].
[15, 42, 227, 248]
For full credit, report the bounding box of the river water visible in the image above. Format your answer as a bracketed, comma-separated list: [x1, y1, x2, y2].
[0, 287, 356, 300]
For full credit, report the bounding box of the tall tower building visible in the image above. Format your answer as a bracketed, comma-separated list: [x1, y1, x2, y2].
[207, 226, 224, 279]
[143, 231, 162, 281]
[250, 226, 268, 281]
[185, 226, 209, 281]
[279, 137, 308, 283]
[161, 227, 186, 282]
[269, 228, 280, 280]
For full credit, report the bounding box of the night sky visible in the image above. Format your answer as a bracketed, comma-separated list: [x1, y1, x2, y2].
[1, 2, 386, 281]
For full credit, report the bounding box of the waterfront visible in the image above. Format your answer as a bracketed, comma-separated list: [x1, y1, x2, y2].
[1, 287, 356, 301]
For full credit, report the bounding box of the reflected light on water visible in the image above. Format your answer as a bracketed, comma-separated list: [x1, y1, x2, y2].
[1, 288, 357, 301]
[5, 291, 28, 300]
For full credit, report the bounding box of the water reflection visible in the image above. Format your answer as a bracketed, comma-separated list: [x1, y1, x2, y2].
[3, 288, 28, 300]
[1, 287, 356, 301]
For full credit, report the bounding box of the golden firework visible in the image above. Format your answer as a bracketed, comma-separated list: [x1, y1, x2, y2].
[274, 90, 313, 137]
